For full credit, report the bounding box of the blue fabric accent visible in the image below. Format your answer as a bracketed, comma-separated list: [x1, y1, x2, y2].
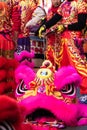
[79, 95, 87, 104]
[16, 37, 30, 54]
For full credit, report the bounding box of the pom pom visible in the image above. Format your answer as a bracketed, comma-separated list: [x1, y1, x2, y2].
[0, 57, 7, 68]
[0, 95, 23, 123]
[0, 69, 7, 81]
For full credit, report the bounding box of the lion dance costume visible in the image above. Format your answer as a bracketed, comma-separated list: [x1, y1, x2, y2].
[14, 60, 87, 130]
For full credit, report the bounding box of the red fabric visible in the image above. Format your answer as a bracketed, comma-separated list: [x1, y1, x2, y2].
[12, 5, 21, 32]
[0, 34, 14, 50]
[61, 44, 70, 67]
[46, 5, 58, 65]
[50, 6, 58, 14]
[46, 47, 55, 65]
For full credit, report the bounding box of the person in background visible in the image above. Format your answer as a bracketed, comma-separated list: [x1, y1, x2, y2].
[0, 0, 21, 97]
[25, 0, 38, 30]
[25, 0, 47, 34]
[14, 0, 31, 54]
[45, 0, 62, 67]
[38, 0, 87, 103]
[25, 0, 47, 69]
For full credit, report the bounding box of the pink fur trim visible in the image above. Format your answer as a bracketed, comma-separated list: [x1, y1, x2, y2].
[19, 94, 84, 126]
[20, 60, 34, 68]
[14, 50, 35, 61]
[54, 66, 81, 90]
[15, 65, 35, 88]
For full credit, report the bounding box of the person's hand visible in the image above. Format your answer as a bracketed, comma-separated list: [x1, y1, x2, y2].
[57, 24, 65, 33]
[38, 25, 46, 38]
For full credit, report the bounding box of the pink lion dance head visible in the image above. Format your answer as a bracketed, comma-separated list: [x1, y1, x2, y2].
[15, 60, 87, 130]
[14, 50, 35, 68]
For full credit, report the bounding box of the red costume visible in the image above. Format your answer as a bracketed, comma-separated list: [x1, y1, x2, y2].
[39, 0, 87, 95]
[0, 1, 20, 96]
[46, 5, 59, 66]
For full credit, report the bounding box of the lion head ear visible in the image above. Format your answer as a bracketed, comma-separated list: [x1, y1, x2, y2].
[0, 95, 24, 124]
[14, 50, 35, 68]
[14, 50, 34, 62]
[54, 66, 81, 90]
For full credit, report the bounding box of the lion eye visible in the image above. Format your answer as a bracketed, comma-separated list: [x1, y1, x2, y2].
[16, 80, 28, 95]
[61, 84, 76, 96]
[0, 121, 14, 130]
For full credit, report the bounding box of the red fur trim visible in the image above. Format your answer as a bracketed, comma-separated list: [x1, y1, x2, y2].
[7, 93, 16, 99]
[0, 57, 7, 68]
[7, 81, 17, 91]
[0, 95, 23, 123]
[0, 82, 7, 94]
[7, 70, 15, 79]
[21, 123, 33, 130]
[5, 59, 19, 69]
[0, 69, 7, 81]
[0, 81, 16, 94]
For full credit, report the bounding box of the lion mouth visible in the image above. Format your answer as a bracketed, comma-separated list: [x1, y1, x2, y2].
[25, 108, 66, 129]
